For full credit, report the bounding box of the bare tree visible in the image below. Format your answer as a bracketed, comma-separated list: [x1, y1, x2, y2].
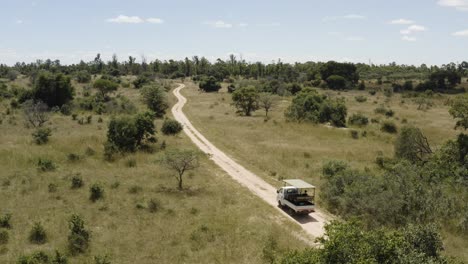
[23, 100, 49, 128]
[258, 93, 277, 118]
[162, 149, 199, 189]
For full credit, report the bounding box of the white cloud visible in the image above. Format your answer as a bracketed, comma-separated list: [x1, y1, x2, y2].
[107, 15, 144, 24]
[389, 18, 414, 25]
[452, 29, 468, 36]
[400, 24, 427, 35]
[205, 20, 233, 28]
[343, 14, 366, 19]
[238, 23, 248, 27]
[438, 0, 468, 11]
[402, 36, 417, 42]
[146, 18, 164, 24]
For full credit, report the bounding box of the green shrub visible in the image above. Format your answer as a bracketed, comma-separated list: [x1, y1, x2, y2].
[350, 130, 359, 139]
[148, 198, 160, 213]
[128, 185, 142, 194]
[67, 153, 81, 162]
[0, 230, 8, 245]
[94, 255, 111, 264]
[90, 184, 104, 202]
[85, 147, 95, 156]
[348, 113, 369, 127]
[68, 214, 90, 255]
[71, 175, 83, 189]
[32, 71, 74, 108]
[140, 84, 168, 117]
[106, 112, 156, 152]
[161, 119, 183, 135]
[326, 75, 347, 90]
[32, 128, 52, 145]
[29, 222, 47, 244]
[0, 213, 12, 229]
[369, 90, 377, 96]
[37, 158, 56, 172]
[76, 70, 92, 83]
[355, 95, 367, 103]
[381, 121, 398, 134]
[199, 76, 221, 92]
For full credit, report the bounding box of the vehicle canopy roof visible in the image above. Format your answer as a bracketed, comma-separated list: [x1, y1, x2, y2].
[283, 179, 315, 189]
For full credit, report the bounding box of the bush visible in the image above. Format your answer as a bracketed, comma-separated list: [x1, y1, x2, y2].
[32, 128, 52, 145]
[348, 113, 369, 127]
[326, 75, 347, 90]
[350, 130, 359, 139]
[32, 71, 74, 107]
[37, 158, 56, 172]
[71, 175, 83, 189]
[93, 78, 118, 98]
[133, 75, 151, 89]
[199, 76, 221, 92]
[141, 84, 169, 118]
[0, 213, 12, 229]
[94, 255, 112, 264]
[17, 250, 68, 264]
[0, 230, 8, 245]
[368, 90, 377, 96]
[106, 112, 156, 152]
[76, 70, 92, 83]
[161, 119, 183, 135]
[68, 214, 90, 255]
[355, 95, 367, 103]
[67, 153, 81, 162]
[381, 121, 398, 134]
[29, 222, 47, 244]
[89, 184, 104, 202]
[148, 198, 160, 213]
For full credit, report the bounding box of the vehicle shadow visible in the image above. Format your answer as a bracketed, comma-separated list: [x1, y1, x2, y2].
[277, 205, 319, 223]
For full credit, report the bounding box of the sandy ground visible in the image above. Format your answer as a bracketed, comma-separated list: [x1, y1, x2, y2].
[172, 83, 331, 242]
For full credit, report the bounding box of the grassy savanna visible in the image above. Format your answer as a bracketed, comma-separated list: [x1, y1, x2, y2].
[182, 81, 458, 187]
[180, 80, 466, 261]
[0, 76, 306, 263]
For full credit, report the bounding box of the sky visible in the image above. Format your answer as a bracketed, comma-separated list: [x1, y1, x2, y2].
[0, 0, 467, 66]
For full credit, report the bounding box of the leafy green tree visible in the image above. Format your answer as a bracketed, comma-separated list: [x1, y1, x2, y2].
[320, 61, 359, 85]
[449, 94, 468, 130]
[326, 75, 347, 90]
[161, 119, 183, 135]
[199, 76, 221, 92]
[162, 149, 200, 189]
[93, 78, 118, 98]
[231, 86, 259, 116]
[68, 214, 90, 255]
[258, 92, 277, 118]
[395, 126, 432, 163]
[32, 71, 74, 107]
[141, 84, 169, 118]
[106, 112, 155, 152]
[75, 70, 91, 83]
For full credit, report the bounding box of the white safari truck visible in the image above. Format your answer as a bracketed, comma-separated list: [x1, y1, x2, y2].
[277, 179, 315, 215]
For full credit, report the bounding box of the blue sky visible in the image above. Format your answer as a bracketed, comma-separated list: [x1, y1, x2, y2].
[1, 0, 467, 65]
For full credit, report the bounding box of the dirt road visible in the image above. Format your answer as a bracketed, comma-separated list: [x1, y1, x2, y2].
[172, 83, 330, 240]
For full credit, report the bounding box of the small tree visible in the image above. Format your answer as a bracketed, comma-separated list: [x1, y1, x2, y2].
[29, 222, 47, 244]
[326, 75, 347, 90]
[231, 86, 259, 116]
[23, 100, 49, 128]
[395, 126, 432, 163]
[32, 71, 74, 107]
[258, 93, 277, 118]
[32, 127, 52, 145]
[449, 94, 468, 130]
[199, 76, 221, 92]
[89, 183, 104, 202]
[93, 79, 118, 98]
[161, 119, 183, 135]
[162, 149, 199, 190]
[141, 84, 169, 118]
[106, 112, 155, 152]
[76, 70, 92, 83]
[68, 214, 90, 255]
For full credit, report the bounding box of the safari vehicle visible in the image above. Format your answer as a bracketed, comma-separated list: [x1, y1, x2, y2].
[277, 179, 315, 215]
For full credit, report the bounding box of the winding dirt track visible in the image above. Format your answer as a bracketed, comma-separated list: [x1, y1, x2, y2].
[172, 83, 330, 240]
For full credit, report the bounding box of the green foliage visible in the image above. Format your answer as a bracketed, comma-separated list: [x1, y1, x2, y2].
[381, 121, 398, 134]
[93, 78, 119, 98]
[0, 213, 12, 229]
[106, 112, 156, 152]
[358, 81, 366, 90]
[32, 71, 74, 107]
[320, 61, 359, 85]
[37, 158, 56, 172]
[395, 126, 432, 163]
[199, 76, 221, 92]
[133, 75, 151, 89]
[449, 94, 468, 130]
[17, 250, 68, 264]
[29, 222, 47, 244]
[141, 84, 169, 118]
[285, 88, 347, 127]
[231, 86, 259, 116]
[148, 198, 160, 213]
[287, 83, 302, 95]
[71, 175, 83, 189]
[68, 214, 90, 255]
[32, 128, 52, 145]
[326, 75, 347, 90]
[348, 113, 369, 127]
[374, 106, 394, 117]
[0, 230, 8, 245]
[161, 118, 183, 135]
[89, 183, 104, 202]
[350, 129, 359, 139]
[75, 70, 91, 83]
[94, 255, 111, 264]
